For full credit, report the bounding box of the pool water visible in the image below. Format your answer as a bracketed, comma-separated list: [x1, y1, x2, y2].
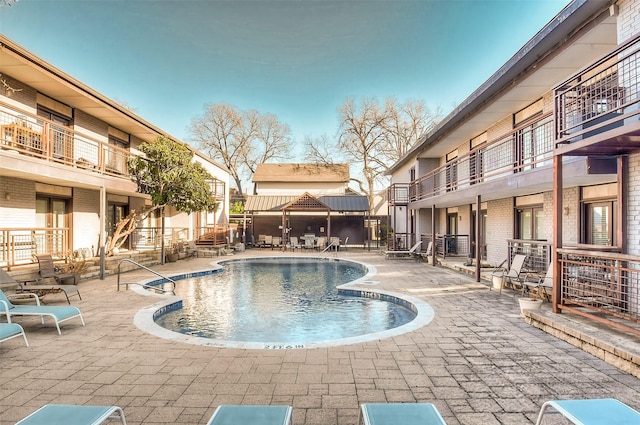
[154, 258, 417, 344]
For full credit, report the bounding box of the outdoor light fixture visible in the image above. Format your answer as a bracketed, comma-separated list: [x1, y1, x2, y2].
[564, 206, 570, 216]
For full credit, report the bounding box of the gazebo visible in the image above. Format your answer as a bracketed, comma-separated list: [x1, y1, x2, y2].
[244, 192, 370, 248]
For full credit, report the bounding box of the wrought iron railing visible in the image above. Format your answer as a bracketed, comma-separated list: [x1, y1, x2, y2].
[558, 249, 639, 335]
[0, 102, 133, 178]
[409, 114, 553, 202]
[554, 32, 640, 145]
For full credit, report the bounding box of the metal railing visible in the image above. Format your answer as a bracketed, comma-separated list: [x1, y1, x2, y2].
[555, 32, 640, 145]
[0, 102, 132, 178]
[420, 234, 470, 259]
[409, 114, 553, 202]
[116, 258, 176, 294]
[0, 228, 70, 268]
[558, 249, 639, 335]
[507, 239, 552, 274]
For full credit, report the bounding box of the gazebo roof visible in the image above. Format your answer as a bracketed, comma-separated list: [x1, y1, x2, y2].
[245, 194, 369, 212]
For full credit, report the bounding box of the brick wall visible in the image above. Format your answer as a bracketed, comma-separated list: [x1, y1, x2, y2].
[74, 109, 108, 138]
[486, 198, 513, 265]
[0, 177, 36, 227]
[72, 188, 101, 251]
[618, 0, 640, 43]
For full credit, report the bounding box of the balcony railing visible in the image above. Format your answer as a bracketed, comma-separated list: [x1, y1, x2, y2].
[388, 183, 410, 205]
[558, 249, 640, 335]
[0, 227, 70, 269]
[507, 239, 551, 274]
[410, 114, 554, 202]
[555, 33, 640, 145]
[0, 102, 133, 178]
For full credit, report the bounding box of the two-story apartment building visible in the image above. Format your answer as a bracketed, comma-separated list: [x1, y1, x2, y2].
[0, 35, 230, 269]
[389, 0, 640, 334]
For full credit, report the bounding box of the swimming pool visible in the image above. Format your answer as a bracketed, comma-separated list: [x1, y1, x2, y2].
[134, 257, 434, 349]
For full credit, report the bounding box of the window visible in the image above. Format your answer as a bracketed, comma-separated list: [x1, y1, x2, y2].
[584, 200, 616, 246]
[37, 106, 73, 160]
[105, 134, 129, 174]
[445, 149, 458, 192]
[515, 118, 553, 172]
[516, 206, 544, 240]
[470, 133, 487, 184]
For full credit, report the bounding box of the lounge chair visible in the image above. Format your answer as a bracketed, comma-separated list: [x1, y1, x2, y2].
[358, 403, 447, 425]
[34, 254, 81, 303]
[288, 236, 302, 251]
[16, 404, 127, 425]
[304, 234, 315, 249]
[535, 398, 640, 425]
[0, 288, 85, 335]
[1, 267, 79, 305]
[0, 321, 28, 346]
[206, 405, 292, 425]
[491, 254, 527, 293]
[384, 240, 422, 259]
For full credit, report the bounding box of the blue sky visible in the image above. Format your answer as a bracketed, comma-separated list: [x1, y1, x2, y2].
[0, 0, 568, 158]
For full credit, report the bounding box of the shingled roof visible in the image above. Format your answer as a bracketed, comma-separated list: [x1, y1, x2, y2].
[252, 163, 349, 183]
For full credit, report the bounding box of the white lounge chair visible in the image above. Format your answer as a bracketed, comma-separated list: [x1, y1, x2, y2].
[491, 254, 527, 293]
[288, 236, 302, 251]
[535, 398, 640, 425]
[16, 404, 126, 425]
[359, 403, 447, 425]
[0, 321, 28, 346]
[523, 262, 553, 300]
[0, 288, 85, 335]
[207, 405, 292, 425]
[384, 240, 422, 259]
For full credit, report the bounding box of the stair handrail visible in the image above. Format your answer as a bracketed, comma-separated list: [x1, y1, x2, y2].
[117, 258, 177, 294]
[319, 241, 338, 257]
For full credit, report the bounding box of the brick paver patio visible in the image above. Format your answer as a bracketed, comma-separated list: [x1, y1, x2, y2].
[1, 250, 638, 424]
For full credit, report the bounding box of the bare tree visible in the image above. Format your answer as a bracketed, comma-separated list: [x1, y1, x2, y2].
[189, 104, 291, 195]
[379, 98, 440, 163]
[337, 97, 390, 211]
[245, 113, 291, 175]
[303, 134, 339, 164]
[306, 97, 440, 212]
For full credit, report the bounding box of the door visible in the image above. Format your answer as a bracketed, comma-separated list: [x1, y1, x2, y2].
[36, 197, 69, 255]
[446, 213, 458, 255]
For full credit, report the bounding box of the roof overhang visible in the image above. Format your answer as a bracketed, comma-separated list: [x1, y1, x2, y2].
[388, 0, 617, 173]
[0, 36, 170, 142]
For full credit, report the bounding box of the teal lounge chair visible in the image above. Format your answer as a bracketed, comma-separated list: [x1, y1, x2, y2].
[16, 404, 126, 425]
[0, 288, 84, 335]
[207, 405, 292, 425]
[535, 398, 640, 425]
[359, 403, 447, 425]
[0, 321, 28, 346]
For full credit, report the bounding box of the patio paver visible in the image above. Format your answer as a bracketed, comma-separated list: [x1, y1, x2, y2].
[1, 250, 639, 424]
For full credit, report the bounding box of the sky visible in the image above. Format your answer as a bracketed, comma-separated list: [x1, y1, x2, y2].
[0, 0, 569, 159]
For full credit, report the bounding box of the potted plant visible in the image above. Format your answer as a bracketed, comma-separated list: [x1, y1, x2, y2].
[518, 286, 544, 316]
[165, 244, 179, 262]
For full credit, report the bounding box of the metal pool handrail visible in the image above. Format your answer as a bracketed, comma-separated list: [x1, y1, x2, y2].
[116, 258, 176, 294]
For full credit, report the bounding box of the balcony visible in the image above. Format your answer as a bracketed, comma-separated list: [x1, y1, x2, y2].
[409, 114, 554, 203]
[0, 102, 133, 178]
[554, 32, 640, 156]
